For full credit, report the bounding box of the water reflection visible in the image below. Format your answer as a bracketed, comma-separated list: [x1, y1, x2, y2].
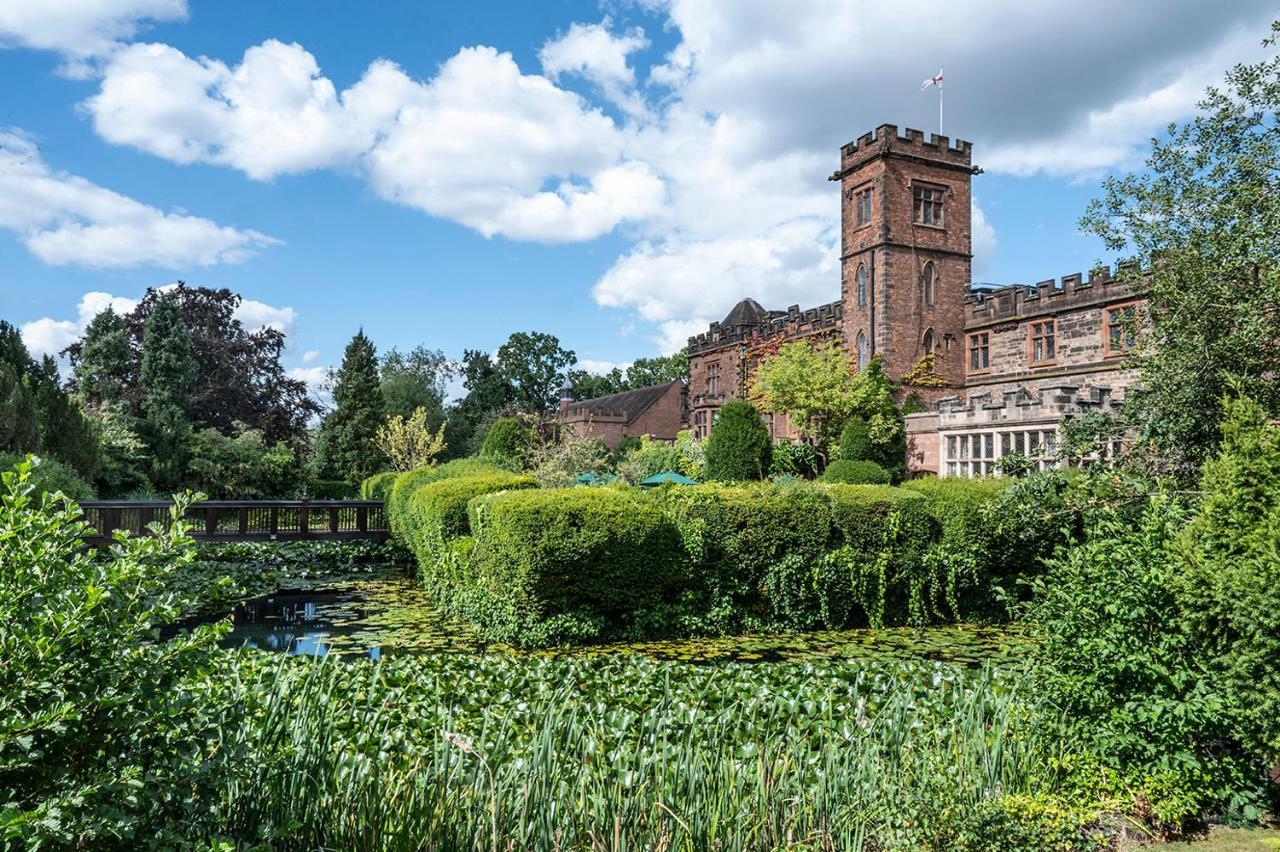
[180, 575, 1025, 667]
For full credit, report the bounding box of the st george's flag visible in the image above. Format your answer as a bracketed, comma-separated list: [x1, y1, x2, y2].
[920, 68, 943, 90]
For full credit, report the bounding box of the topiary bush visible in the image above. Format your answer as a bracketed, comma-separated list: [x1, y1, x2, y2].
[359, 471, 398, 501]
[401, 471, 536, 568]
[704, 399, 771, 481]
[837, 415, 873, 462]
[466, 488, 687, 645]
[480, 417, 534, 465]
[821, 459, 890, 485]
[384, 457, 515, 537]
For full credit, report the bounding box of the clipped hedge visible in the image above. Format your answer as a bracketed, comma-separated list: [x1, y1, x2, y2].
[822, 459, 891, 485]
[465, 488, 687, 644]
[384, 458, 512, 535]
[402, 472, 536, 566]
[359, 471, 398, 501]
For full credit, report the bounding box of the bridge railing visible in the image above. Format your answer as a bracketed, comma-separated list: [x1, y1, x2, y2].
[77, 499, 389, 546]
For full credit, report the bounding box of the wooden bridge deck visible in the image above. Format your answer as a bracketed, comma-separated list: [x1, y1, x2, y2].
[77, 499, 390, 547]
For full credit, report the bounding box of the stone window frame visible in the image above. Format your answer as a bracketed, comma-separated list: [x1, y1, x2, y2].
[922, 327, 936, 355]
[705, 361, 721, 397]
[851, 182, 873, 229]
[922, 261, 937, 307]
[1103, 300, 1140, 358]
[1027, 317, 1057, 366]
[856, 263, 868, 307]
[856, 330, 870, 370]
[967, 331, 991, 375]
[911, 180, 947, 229]
[942, 426, 1060, 478]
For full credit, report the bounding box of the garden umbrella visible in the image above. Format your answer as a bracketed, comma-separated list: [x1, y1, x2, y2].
[638, 470, 698, 486]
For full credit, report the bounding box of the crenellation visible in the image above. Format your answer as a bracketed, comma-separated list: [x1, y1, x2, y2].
[964, 268, 1137, 325]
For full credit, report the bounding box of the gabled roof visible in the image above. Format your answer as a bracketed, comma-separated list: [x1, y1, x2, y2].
[721, 298, 770, 328]
[563, 379, 682, 425]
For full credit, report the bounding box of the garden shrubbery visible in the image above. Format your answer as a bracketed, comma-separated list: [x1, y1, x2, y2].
[821, 458, 891, 484]
[703, 399, 771, 481]
[0, 452, 96, 500]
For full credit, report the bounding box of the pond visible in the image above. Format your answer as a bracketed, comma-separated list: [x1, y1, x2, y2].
[181, 567, 1027, 666]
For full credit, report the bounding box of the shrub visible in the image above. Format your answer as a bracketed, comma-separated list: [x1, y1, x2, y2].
[837, 415, 873, 462]
[616, 436, 683, 483]
[825, 485, 935, 626]
[0, 461, 225, 846]
[1173, 395, 1280, 763]
[821, 458, 890, 484]
[467, 488, 687, 644]
[656, 484, 833, 632]
[359, 470, 398, 501]
[0, 453, 95, 500]
[401, 472, 536, 567]
[385, 457, 514, 536]
[1023, 498, 1253, 827]
[769, 441, 819, 479]
[704, 399, 771, 481]
[481, 417, 534, 464]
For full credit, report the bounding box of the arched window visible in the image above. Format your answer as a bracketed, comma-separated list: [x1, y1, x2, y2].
[922, 261, 937, 307]
[922, 328, 936, 354]
[856, 264, 868, 307]
[856, 330, 869, 369]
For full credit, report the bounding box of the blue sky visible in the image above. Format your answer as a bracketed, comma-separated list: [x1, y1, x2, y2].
[1, 0, 1275, 394]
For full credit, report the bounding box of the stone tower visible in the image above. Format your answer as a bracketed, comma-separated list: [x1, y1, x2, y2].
[830, 124, 979, 387]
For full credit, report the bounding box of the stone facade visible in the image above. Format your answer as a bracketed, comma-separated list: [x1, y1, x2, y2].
[688, 122, 1146, 477]
[557, 379, 686, 449]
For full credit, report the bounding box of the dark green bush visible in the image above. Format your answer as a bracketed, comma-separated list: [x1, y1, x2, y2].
[837, 415, 873, 461]
[359, 470, 398, 501]
[1173, 395, 1280, 763]
[481, 417, 534, 464]
[0, 453, 96, 500]
[704, 399, 771, 481]
[385, 457, 513, 536]
[402, 472, 536, 567]
[467, 488, 687, 644]
[657, 484, 833, 632]
[769, 441, 819, 479]
[825, 485, 935, 626]
[821, 458, 890, 484]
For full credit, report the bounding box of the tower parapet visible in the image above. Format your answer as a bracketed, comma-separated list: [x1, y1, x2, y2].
[964, 265, 1140, 327]
[831, 124, 976, 182]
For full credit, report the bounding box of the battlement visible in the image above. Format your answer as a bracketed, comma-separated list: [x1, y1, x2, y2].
[836, 123, 973, 175]
[688, 299, 844, 355]
[964, 262, 1141, 326]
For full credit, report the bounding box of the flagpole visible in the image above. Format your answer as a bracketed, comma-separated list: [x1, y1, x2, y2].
[939, 83, 943, 136]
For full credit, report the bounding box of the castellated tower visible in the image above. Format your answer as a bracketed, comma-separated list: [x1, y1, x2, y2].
[830, 124, 979, 388]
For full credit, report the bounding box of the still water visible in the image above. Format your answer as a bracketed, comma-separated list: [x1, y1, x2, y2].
[188, 572, 1025, 666]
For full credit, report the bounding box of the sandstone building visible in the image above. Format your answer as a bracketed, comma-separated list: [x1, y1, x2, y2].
[556, 379, 685, 449]
[684, 123, 1144, 476]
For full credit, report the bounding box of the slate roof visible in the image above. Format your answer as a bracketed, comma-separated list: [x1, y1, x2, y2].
[562, 379, 682, 425]
[721, 298, 770, 328]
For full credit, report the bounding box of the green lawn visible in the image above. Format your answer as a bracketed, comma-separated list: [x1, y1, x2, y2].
[1149, 828, 1280, 851]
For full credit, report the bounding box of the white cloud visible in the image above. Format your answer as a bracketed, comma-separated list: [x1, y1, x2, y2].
[20, 287, 299, 362]
[301, 349, 320, 365]
[576, 358, 631, 375]
[971, 201, 997, 278]
[0, 0, 186, 59]
[20, 290, 138, 359]
[86, 41, 667, 242]
[0, 129, 276, 267]
[540, 19, 650, 116]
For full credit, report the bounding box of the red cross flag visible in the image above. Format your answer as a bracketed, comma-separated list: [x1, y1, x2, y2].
[920, 68, 943, 90]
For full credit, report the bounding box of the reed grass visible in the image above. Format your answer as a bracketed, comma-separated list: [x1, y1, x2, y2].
[195, 654, 1059, 850]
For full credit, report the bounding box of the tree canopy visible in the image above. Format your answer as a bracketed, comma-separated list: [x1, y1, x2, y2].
[312, 330, 386, 485]
[496, 331, 576, 414]
[1080, 25, 1280, 476]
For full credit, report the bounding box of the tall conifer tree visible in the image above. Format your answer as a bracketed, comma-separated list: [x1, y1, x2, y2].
[313, 330, 386, 484]
[139, 294, 197, 491]
[74, 307, 132, 408]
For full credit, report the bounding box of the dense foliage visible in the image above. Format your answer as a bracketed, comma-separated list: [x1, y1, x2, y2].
[822, 458, 891, 485]
[704, 398, 772, 481]
[479, 415, 535, 464]
[1080, 27, 1280, 476]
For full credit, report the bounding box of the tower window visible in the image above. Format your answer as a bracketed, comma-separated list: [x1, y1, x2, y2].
[706, 361, 721, 396]
[855, 188, 873, 227]
[856, 264, 868, 307]
[968, 332, 990, 372]
[913, 185, 945, 226]
[856, 331, 869, 370]
[922, 328, 936, 354]
[1029, 319, 1056, 363]
[922, 261, 937, 307]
